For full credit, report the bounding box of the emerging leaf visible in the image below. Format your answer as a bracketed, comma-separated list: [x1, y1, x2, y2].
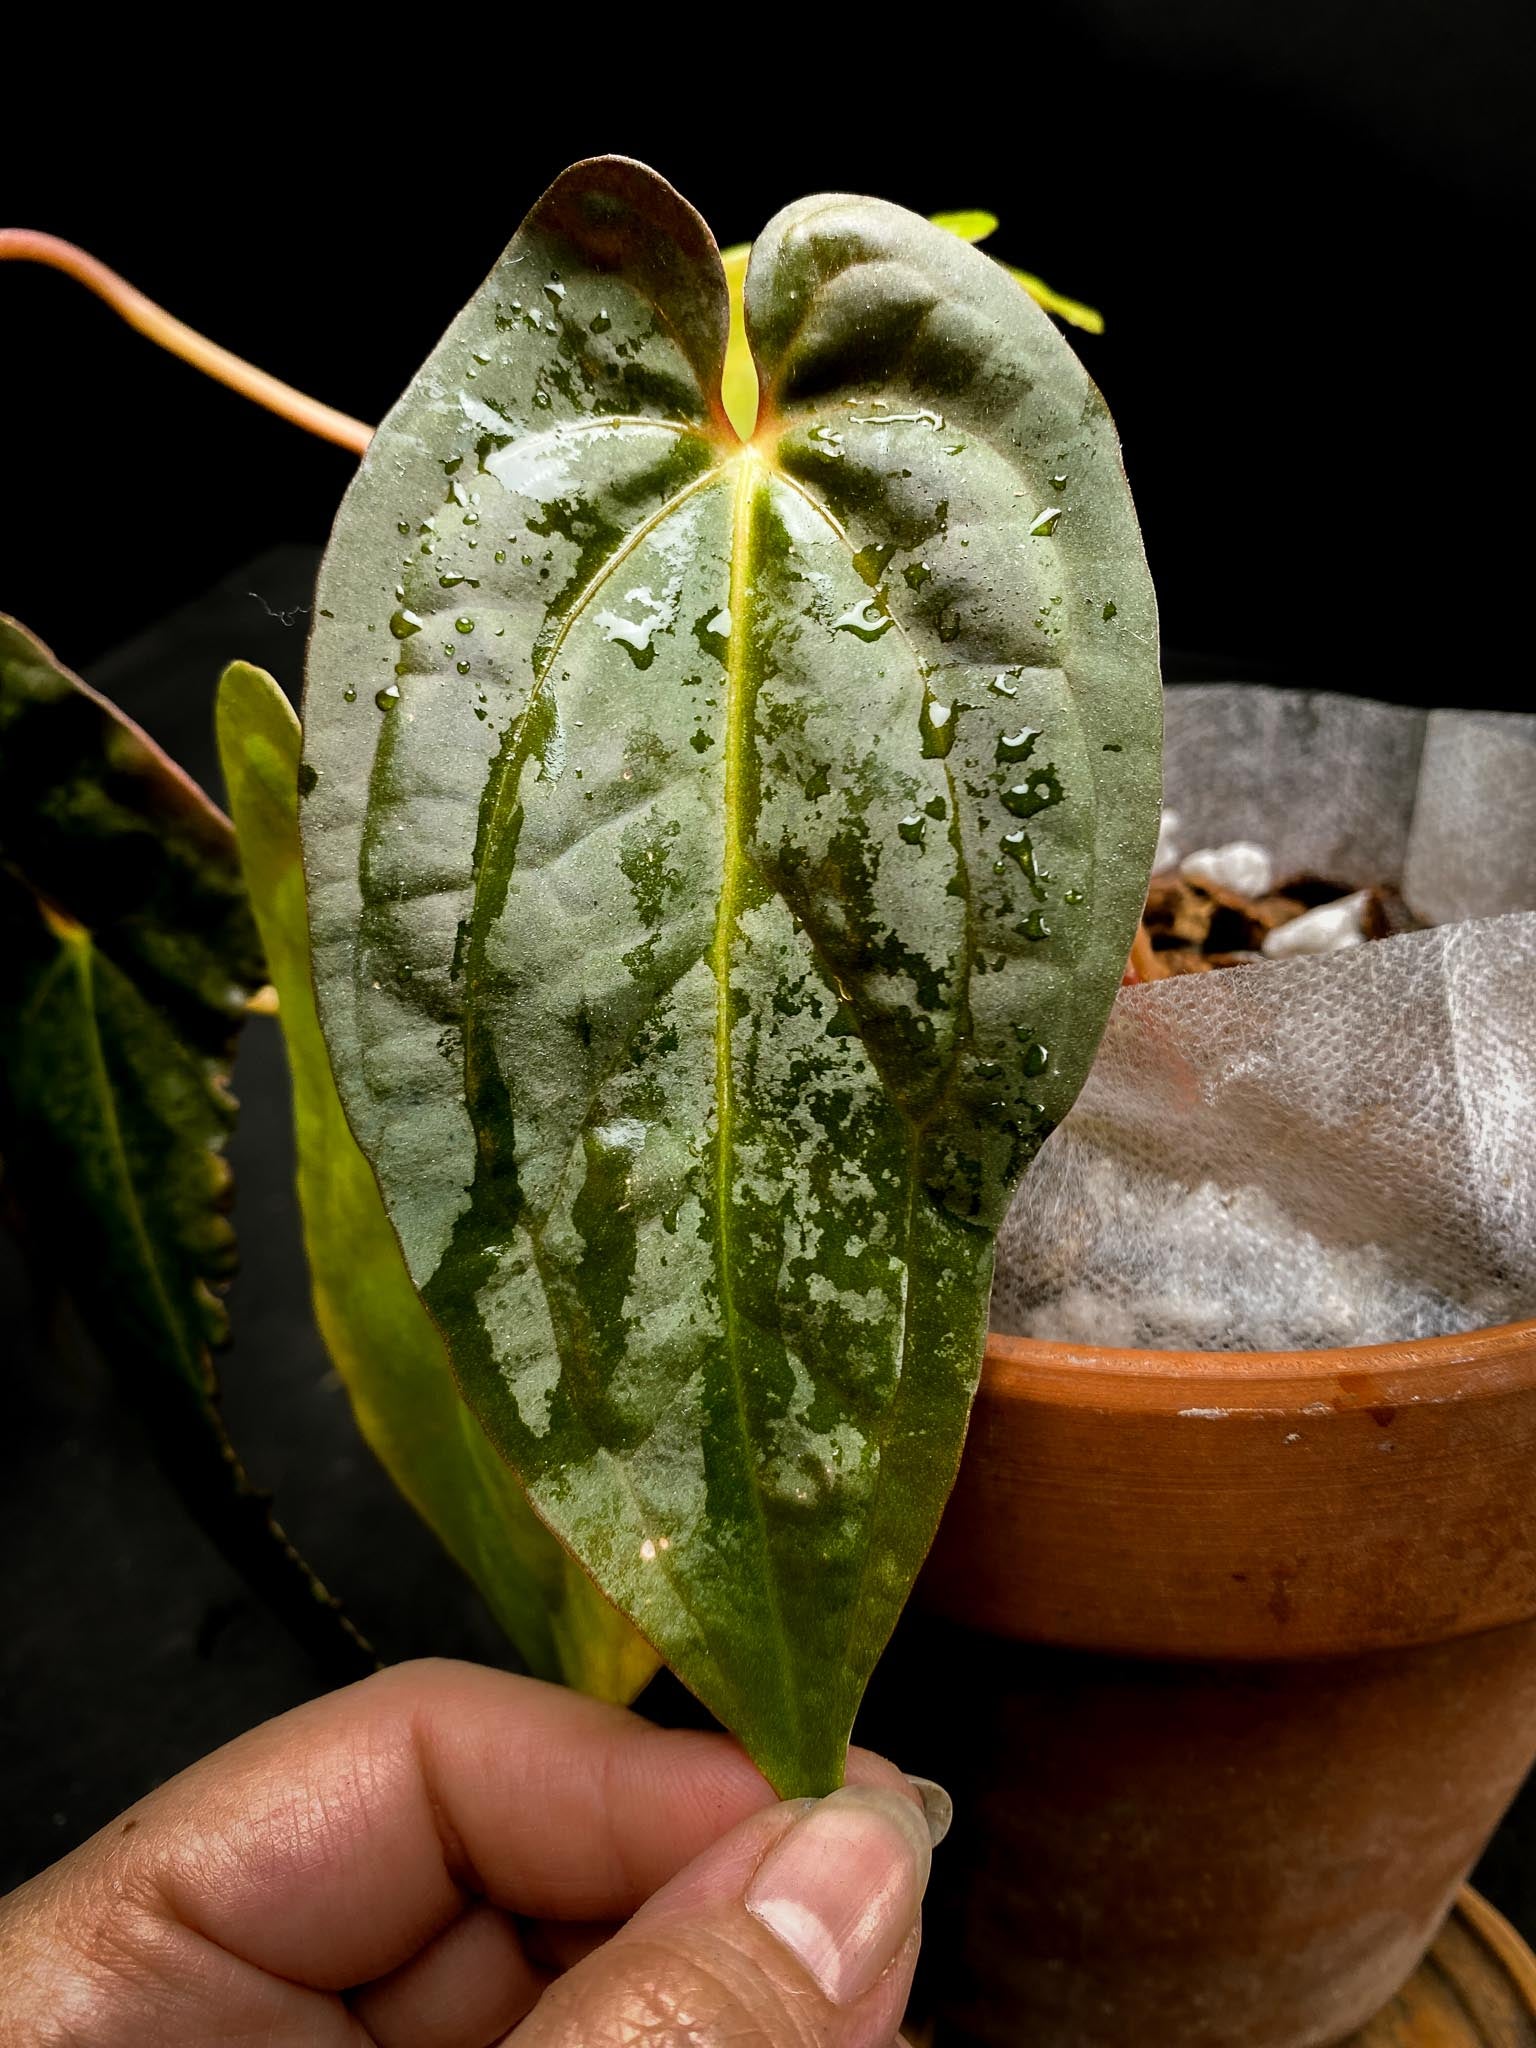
[218, 661, 656, 1699]
[719, 242, 756, 444]
[927, 210, 1001, 244]
[0, 616, 368, 1680]
[302, 157, 1160, 1791]
[1003, 265, 1106, 337]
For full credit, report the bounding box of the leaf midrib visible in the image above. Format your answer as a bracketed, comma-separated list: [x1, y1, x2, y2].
[63, 928, 205, 1388]
[450, 400, 1014, 1723]
[706, 447, 800, 1728]
[453, 424, 972, 1692]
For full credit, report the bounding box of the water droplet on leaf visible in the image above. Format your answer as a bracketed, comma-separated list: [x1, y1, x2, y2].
[833, 598, 892, 642]
[852, 542, 896, 586]
[1002, 766, 1063, 818]
[997, 727, 1041, 763]
[920, 696, 956, 758]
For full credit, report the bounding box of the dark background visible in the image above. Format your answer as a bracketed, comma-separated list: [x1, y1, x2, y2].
[5, 0, 1536, 1954]
[5, 2, 1531, 698]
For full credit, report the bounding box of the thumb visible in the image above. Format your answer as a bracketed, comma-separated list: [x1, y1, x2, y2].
[505, 1782, 938, 2047]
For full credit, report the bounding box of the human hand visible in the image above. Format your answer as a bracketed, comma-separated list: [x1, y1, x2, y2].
[0, 1659, 941, 2046]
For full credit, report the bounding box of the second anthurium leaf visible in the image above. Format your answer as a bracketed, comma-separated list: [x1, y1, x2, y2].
[301, 156, 1160, 1793]
[216, 659, 657, 1701]
[0, 615, 370, 1682]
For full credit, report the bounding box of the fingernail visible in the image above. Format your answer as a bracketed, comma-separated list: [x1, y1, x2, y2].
[745, 1785, 932, 2007]
[907, 1775, 953, 1847]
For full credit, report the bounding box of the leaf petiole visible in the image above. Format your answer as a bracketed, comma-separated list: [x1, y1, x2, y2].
[0, 228, 374, 453]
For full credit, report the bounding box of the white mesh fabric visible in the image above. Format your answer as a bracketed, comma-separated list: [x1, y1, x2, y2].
[991, 687, 1536, 1351]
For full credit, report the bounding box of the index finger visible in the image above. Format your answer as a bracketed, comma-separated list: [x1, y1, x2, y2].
[77, 1659, 906, 1994]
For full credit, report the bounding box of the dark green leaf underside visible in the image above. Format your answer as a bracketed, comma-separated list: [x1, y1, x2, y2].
[302, 158, 1160, 1791]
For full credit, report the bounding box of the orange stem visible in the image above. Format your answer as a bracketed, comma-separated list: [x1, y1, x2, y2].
[0, 228, 374, 455]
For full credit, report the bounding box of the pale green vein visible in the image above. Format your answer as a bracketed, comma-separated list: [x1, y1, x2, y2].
[460, 459, 730, 976]
[763, 463, 979, 1132]
[70, 936, 203, 1388]
[708, 447, 798, 1727]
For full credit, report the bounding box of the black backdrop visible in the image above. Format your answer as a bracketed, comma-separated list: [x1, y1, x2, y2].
[6, 2, 1531, 700]
[5, 0, 1536, 1940]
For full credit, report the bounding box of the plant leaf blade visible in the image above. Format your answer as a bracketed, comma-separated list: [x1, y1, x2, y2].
[301, 159, 1159, 1791]
[0, 611, 260, 1384]
[217, 659, 657, 1700]
[0, 615, 370, 1680]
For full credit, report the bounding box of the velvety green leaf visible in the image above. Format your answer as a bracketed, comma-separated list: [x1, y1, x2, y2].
[0, 616, 370, 1681]
[217, 660, 656, 1700]
[301, 157, 1160, 1792]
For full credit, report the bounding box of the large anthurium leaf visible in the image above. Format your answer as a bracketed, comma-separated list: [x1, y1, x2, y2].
[217, 660, 656, 1699]
[301, 156, 1160, 1791]
[0, 616, 369, 1680]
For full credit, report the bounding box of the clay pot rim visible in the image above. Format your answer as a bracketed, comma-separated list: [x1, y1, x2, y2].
[981, 1317, 1536, 1416]
[939, 1318, 1536, 1656]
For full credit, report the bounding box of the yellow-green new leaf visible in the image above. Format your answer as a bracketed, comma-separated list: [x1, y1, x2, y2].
[1004, 266, 1105, 336]
[719, 242, 756, 443]
[216, 660, 656, 1701]
[927, 210, 1001, 244]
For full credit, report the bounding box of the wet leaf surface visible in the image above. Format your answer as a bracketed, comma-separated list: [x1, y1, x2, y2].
[302, 157, 1160, 1790]
[219, 660, 655, 1698]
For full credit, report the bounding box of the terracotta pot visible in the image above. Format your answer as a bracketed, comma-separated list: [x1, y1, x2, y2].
[861, 1318, 1536, 2048]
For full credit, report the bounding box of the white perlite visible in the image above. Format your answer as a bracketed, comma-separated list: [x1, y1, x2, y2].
[991, 685, 1536, 1352]
[1260, 889, 1372, 958]
[1180, 840, 1275, 898]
